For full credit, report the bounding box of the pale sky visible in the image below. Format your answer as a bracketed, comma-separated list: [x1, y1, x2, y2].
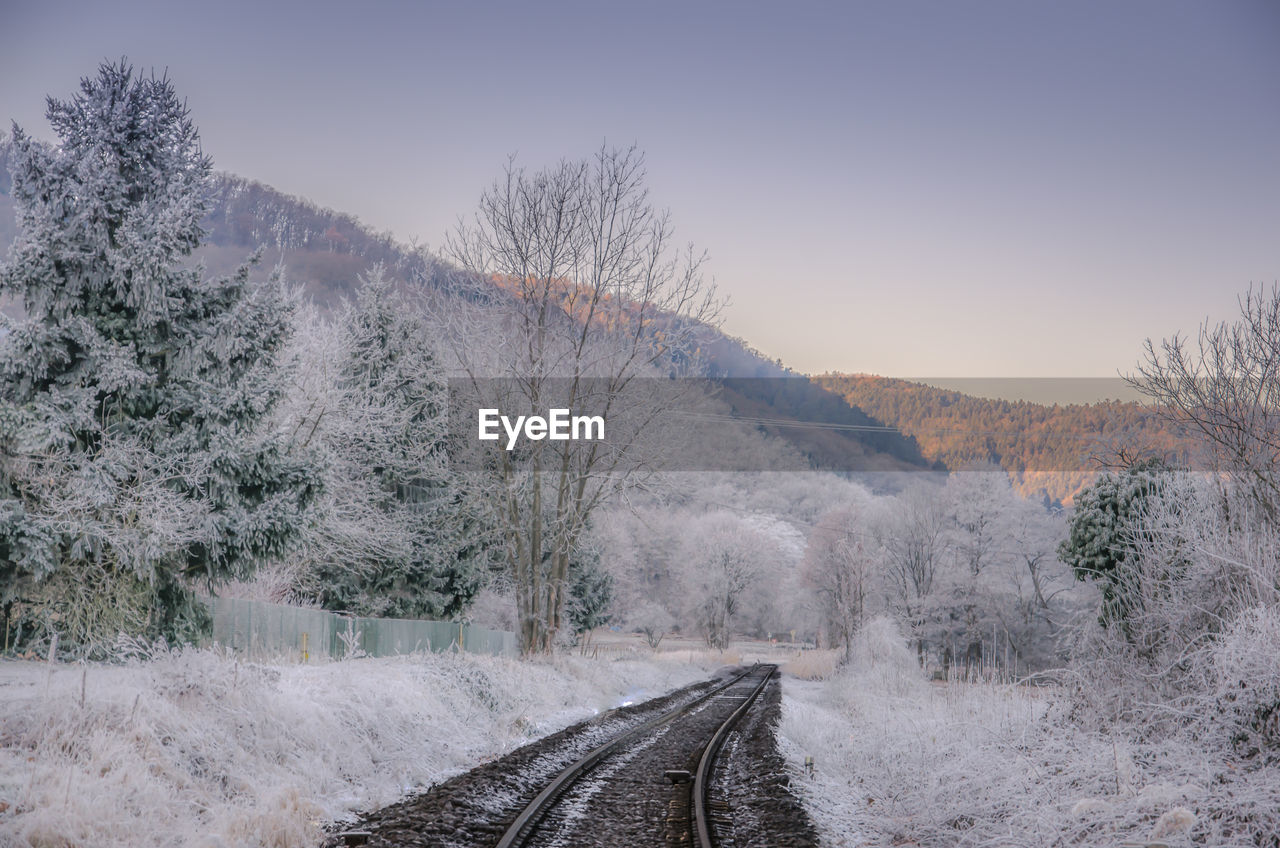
[2, 0, 1277, 378]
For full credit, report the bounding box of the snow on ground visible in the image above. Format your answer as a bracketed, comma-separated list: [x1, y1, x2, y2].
[0, 646, 721, 847]
[777, 619, 1280, 847]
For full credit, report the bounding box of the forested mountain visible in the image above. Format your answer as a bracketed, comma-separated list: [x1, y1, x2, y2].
[816, 373, 1197, 503]
[0, 135, 930, 474]
[194, 173, 451, 306]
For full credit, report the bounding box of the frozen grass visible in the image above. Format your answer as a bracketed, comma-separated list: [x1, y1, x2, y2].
[778, 618, 1280, 847]
[0, 647, 718, 847]
[779, 649, 840, 681]
[648, 648, 742, 667]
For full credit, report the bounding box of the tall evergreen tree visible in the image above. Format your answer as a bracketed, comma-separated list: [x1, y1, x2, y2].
[297, 268, 491, 619]
[564, 538, 614, 640]
[0, 61, 317, 655]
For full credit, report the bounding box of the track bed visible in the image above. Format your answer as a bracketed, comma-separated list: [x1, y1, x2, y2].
[322, 665, 816, 848]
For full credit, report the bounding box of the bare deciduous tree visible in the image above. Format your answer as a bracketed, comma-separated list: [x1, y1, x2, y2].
[629, 601, 675, 650]
[443, 145, 720, 654]
[803, 506, 874, 663]
[875, 483, 948, 664]
[680, 513, 772, 650]
[1132, 286, 1280, 522]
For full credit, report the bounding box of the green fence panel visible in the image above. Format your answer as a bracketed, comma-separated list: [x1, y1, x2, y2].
[203, 597, 517, 660]
[208, 597, 337, 661]
[352, 615, 459, 658]
[463, 624, 517, 657]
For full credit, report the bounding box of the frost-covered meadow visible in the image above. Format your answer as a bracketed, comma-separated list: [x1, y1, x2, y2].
[0, 649, 719, 847]
[778, 619, 1280, 847]
[5, 630, 1278, 848]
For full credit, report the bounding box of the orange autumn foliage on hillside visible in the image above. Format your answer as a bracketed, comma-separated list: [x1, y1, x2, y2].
[816, 373, 1198, 504]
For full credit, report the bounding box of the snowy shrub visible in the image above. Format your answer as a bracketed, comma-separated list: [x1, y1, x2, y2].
[1210, 606, 1280, 761]
[1066, 475, 1280, 741]
[834, 616, 924, 699]
[626, 602, 676, 650]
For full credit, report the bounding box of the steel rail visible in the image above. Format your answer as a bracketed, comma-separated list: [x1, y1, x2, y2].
[692, 664, 776, 848]
[493, 665, 762, 848]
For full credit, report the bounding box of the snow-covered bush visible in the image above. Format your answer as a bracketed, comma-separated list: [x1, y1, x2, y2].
[1209, 606, 1280, 761]
[830, 616, 924, 699]
[1066, 474, 1280, 747]
[626, 602, 676, 649]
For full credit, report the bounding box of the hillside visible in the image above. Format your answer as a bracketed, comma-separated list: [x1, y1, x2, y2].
[0, 136, 440, 308]
[0, 136, 928, 475]
[815, 373, 1196, 503]
[696, 334, 935, 472]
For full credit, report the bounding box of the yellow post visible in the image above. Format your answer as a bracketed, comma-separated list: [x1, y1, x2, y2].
[301, 631, 309, 663]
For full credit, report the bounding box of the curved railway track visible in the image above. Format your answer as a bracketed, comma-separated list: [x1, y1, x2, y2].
[325, 663, 816, 848]
[495, 663, 775, 848]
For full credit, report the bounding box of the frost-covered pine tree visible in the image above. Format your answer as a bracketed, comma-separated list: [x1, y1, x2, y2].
[564, 534, 614, 642]
[294, 267, 491, 619]
[0, 61, 317, 655]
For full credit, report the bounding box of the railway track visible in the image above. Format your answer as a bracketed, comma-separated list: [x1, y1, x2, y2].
[325, 663, 816, 848]
[494, 663, 775, 848]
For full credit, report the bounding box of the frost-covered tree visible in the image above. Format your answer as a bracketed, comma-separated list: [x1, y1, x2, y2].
[679, 513, 773, 650]
[0, 62, 316, 655]
[444, 146, 721, 654]
[628, 601, 675, 649]
[564, 533, 614, 642]
[803, 505, 875, 663]
[947, 471, 1008, 579]
[1058, 459, 1176, 636]
[1000, 493, 1074, 669]
[289, 268, 494, 619]
[874, 483, 948, 664]
[1132, 286, 1280, 523]
[939, 472, 1015, 668]
[871, 475, 1073, 673]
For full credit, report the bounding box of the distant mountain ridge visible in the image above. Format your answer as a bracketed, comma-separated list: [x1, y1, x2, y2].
[0, 135, 930, 474]
[816, 373, 1196, 503]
